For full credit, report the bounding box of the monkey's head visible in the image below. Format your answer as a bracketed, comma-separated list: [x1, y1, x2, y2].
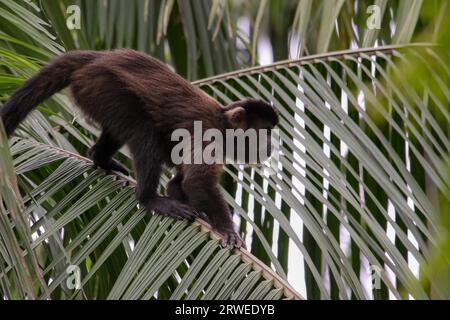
[223, 99, 279, 164]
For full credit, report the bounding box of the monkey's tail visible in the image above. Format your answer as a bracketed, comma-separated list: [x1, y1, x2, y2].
[0, 51, 103, 137]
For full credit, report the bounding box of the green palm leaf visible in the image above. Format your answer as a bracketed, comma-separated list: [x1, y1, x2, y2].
[194, 44, 449, 299]
[1, 136, 300, 299]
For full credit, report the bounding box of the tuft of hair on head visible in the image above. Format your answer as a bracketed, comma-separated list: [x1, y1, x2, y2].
[240, 98, 279, 126]
[225, 98, 279, 126]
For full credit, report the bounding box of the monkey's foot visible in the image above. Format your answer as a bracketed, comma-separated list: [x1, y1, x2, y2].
[146, 196, 200, 221]
[218, 229, 246, 249]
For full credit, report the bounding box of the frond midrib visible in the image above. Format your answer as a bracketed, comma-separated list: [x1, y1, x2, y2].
[192, 42, 436, 86]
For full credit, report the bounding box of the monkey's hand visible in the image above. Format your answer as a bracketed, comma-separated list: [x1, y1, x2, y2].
[105, 160, 129, 176]
[217, 228, 246, 249]
[92, 159, 129, 176]
[88, 150, 129, 175]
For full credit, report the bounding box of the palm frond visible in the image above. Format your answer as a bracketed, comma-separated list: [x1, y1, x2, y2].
[195, 44, 449, 299]
[1, 136, 301, 299]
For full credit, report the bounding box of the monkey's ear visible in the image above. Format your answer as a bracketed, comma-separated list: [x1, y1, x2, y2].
[225, 106, 247, 128]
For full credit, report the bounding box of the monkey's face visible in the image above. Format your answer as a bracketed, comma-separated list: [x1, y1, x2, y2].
[224, 99, 279, 165]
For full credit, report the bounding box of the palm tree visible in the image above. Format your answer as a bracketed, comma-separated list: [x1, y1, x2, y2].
[0, 0, 448, 300]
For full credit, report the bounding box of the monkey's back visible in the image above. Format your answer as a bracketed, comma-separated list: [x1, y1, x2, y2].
[70, 49, 222, 136]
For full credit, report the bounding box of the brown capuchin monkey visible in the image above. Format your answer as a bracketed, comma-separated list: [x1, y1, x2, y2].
[0, 49, 279, 248]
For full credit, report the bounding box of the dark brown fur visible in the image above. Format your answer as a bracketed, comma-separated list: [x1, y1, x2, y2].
[0, 49, 278, 247]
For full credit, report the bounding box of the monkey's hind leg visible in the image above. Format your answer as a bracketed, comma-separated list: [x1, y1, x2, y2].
[167, 170, 187, 202]
[89, 131, 129, 175]
[181, 165, 245, 248]
[128, 129, 199, 221]
[167, 170, 210, 223]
